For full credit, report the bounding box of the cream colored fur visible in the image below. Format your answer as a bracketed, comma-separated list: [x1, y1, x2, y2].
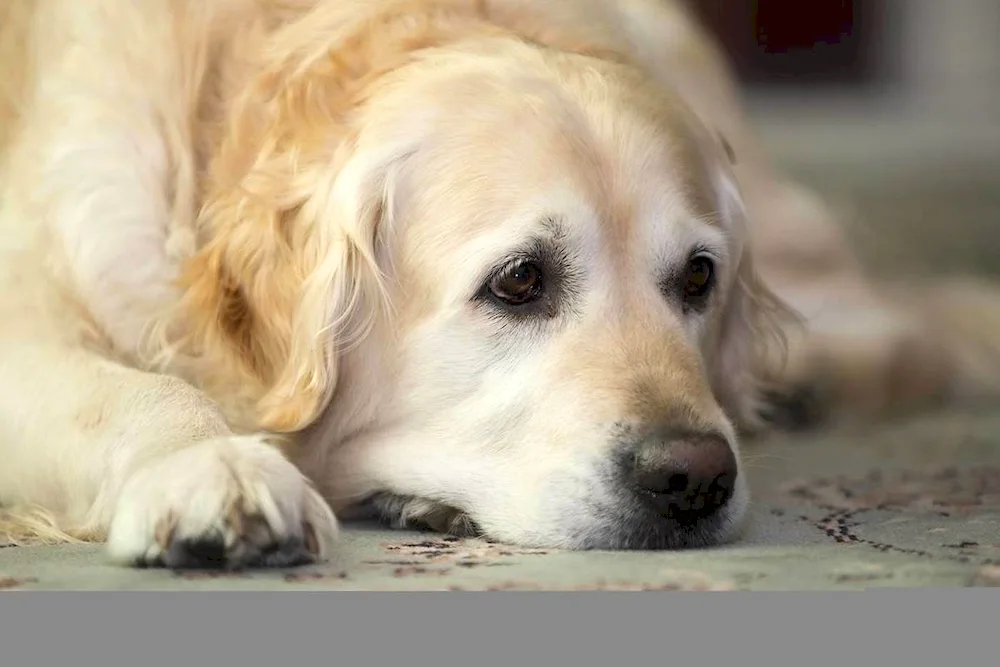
[1, 0, 998, 564]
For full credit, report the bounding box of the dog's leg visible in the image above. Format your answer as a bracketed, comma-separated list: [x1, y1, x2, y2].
[760, 283, 946, 428]
[0, 317, 337, 567]
[0, 1, 336, 568]
[761, 272, 1000, 428]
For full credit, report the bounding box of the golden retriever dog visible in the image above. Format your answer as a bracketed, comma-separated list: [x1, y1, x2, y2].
[2, 0, 999, 568]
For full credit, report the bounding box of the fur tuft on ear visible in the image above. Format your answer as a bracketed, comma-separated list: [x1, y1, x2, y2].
[703, 171, 799, 433]
[710, 253, 798, 433]
[153, 18, 423, 433]
[168, 150, 393, 433]
[172, 181, 379, 433]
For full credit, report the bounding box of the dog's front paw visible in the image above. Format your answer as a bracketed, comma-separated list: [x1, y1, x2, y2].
[758, 383, 827, 431]
[106, 435, 337, 569]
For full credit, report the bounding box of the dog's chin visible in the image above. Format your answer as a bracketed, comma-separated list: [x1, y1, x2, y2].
[570, 492, 747, 550]
[357, 490, 746, 550]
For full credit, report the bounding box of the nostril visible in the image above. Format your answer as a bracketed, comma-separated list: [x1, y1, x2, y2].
[665, 473, 689, 494]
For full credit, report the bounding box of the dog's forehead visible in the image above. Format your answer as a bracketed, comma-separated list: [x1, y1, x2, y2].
[398, 64, 719, 259]
[574, 76, 724, 258]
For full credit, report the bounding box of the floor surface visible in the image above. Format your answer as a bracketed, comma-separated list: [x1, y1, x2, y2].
[4, 408, 1000, 590]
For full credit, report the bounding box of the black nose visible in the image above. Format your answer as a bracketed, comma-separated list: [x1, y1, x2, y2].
[630, 433, 738, 524]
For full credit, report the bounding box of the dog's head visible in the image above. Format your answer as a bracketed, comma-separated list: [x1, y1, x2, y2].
[175, 5, 788, 549]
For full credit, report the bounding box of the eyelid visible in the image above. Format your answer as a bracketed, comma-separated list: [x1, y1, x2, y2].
[688, 244, 722, 263]
[473, 243, 542, 290]
[496, 255, 533, 275]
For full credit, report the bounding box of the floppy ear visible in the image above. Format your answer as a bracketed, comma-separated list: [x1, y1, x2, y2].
[164, 50, 411, 433]
[710, 249, 795, 432]
[158, 0, 521, 433]
[705, 171, 797, 433]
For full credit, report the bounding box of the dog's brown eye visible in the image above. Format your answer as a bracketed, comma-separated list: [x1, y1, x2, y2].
[683, 256, 715, 303]
[490, 261, 543, 305]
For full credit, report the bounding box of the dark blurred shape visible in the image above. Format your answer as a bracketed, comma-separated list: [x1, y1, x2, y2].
[681, 0, 884, 87]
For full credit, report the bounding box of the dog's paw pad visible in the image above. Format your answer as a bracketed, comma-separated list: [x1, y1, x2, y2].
[108, 436, 337, 570]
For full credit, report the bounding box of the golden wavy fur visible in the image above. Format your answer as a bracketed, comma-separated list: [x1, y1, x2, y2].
[1, 0, 999, 563]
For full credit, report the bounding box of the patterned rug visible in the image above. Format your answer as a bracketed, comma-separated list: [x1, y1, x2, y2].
[3, 408, 1000, 591]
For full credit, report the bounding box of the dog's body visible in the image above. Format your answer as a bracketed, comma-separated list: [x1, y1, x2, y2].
[2, 0, 999, 567]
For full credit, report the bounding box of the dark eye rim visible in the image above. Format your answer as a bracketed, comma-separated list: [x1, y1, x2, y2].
[682, 253, 716, 310]
[471, 233, 574, 321]
[486, 259, 545, 307]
